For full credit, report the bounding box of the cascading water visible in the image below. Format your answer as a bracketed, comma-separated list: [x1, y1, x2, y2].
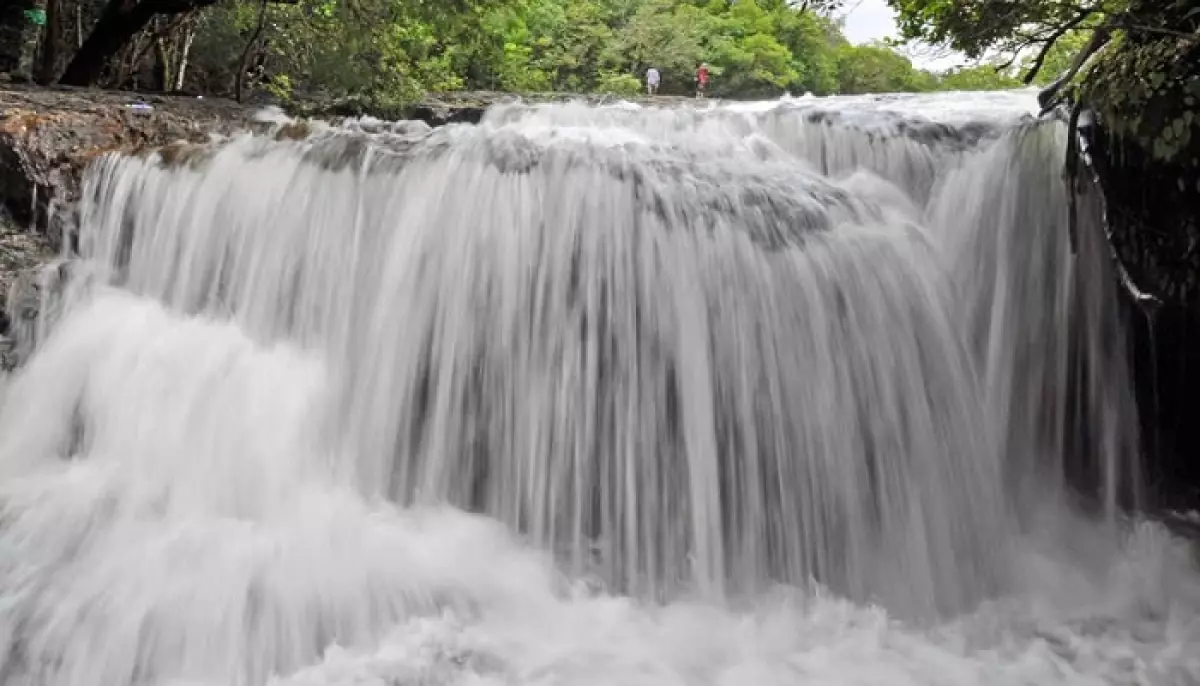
[0, 91, 1197, 686]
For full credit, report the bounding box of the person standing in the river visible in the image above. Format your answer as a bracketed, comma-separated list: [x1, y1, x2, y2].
[645, 66, 661, 95]
[696, 63, 710, 98]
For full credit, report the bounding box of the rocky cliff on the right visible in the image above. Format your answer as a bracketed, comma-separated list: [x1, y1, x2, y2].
[1074, 0, 1200, 510]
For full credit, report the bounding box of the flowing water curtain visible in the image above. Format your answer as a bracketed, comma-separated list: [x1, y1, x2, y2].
[478, 98, 1023, 204]
[63, 117, 1013, 618]
[927, 120, 1141, 520]
[1, 96, 1186, 686]
[476, 99, 1144, 520]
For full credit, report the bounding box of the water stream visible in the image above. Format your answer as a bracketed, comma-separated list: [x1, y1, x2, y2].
[0, 90, 1196, 686]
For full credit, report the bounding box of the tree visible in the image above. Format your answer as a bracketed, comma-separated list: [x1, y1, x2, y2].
[59, 0, 221, 86]
[772, 6, 844, 94]
[10, 0, 978, 103]
[0, 0, 47, 79]
[937, 64, 1022, 91]
[700, 0, 800, 97]
[886, 0, 1118, 77]
[835, 42, 932, 94]
[885, 0, 1198, 117]
[609, 0, 706, 94]
[1020, 29, 1091, 86]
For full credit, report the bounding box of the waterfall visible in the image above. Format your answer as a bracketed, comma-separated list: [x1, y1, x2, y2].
[0, 92, 1196, 686]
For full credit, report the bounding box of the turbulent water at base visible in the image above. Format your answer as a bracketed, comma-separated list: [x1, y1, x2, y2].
[0, 90, 1198, 686]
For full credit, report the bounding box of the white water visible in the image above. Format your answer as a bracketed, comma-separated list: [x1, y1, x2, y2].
[0, 92, 1197, 686]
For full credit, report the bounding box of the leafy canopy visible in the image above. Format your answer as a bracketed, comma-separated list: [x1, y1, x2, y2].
[59, 0, 1039, 103]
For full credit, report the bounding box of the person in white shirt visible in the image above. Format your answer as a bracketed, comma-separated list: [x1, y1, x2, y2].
[646, 67, 661, 95]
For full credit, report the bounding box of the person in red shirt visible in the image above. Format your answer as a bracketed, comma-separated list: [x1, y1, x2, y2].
[696, 63, 710, 98]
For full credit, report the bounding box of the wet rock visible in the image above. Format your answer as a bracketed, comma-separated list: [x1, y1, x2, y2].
[1, 210, 52, 370]
[0, 208, 51, 300]
[1, 258, 76, 371]
[0, 84, 261, 250]
[0, 85, 264, 364]
[294, 90, 706, 128]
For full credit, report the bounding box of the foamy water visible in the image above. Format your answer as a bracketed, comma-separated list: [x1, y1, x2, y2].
[0, 91, 1197, 686]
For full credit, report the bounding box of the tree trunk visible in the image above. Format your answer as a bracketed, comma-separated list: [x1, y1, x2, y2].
[12, 0, 46, 80]
[35, 0, 61, 83]
[58, 0, 214, 86]
[153, 23, 172, 91]
[174, 23, 194, 90]
[234, 0, 268, 102]
[0, 1, 32, 74]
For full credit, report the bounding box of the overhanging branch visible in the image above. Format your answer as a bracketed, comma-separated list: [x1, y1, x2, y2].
[1037, 24, 1111, 114]
[1021, 8, 1096, 84]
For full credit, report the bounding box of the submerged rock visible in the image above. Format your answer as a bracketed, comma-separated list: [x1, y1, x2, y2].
[0, 209, 51, 370]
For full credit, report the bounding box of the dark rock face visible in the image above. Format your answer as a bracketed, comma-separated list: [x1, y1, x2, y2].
[1128, 301, 1200, 511]
[1080, 84, 1200, 514]
[1100, 163, 1200, 513]
[1070, 0, 1200, 513]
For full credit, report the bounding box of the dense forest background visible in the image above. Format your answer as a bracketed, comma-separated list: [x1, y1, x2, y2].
[2, 0, 1089, 107]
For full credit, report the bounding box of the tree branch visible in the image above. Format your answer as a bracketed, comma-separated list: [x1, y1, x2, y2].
[1115, 22, 1200, 40]
[58, 0, 218, 85]
[1037, 24, 1112, 114]
[128, 9, 196, 79]
[235, 0, 270, 103]
[1021, 8, 1096, 84]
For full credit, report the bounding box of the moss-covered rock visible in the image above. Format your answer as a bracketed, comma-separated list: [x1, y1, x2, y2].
[1075, 0, 1200, 306]
[1064, 0, 1200, 511]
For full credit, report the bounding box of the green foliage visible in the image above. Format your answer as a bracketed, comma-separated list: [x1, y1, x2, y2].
[1022, 30, 1092, 85]
[835, 42, 934, 94]
[154, 0, 1039, 104]
[772, 8, 844, 94]
[937, 64, 1022, 91]
[884, 0, 1199, 165]
[595, 70, 642, 96]
[1080, 31, 1200, 164]
[701, 2, 800, 97]
[886, 0, 1125, 63]
[608, 0, 706, 93]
